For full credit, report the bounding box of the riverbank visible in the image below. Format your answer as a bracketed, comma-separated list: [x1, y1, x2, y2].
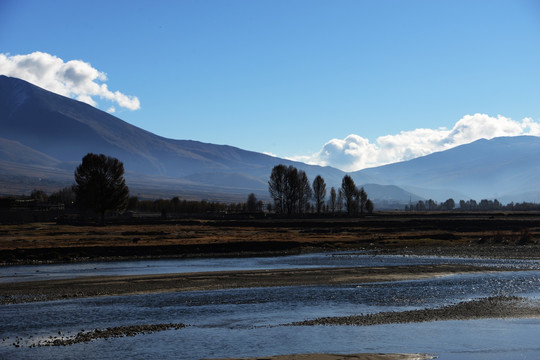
[1, 213, 539, 264]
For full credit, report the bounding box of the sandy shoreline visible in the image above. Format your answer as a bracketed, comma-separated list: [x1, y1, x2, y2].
[0, 263, 502, 305]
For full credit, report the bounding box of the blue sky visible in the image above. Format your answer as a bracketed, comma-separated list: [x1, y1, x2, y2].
[1, 0, 540, 171]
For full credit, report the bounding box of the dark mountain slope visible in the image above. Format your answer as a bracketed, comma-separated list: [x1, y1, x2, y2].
[0, 75, 349, 197]
[1, 75, 271, 176]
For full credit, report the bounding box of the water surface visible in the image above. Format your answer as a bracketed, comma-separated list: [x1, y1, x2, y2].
[2, 251, 539, 283]
[1, 253, 539, 359]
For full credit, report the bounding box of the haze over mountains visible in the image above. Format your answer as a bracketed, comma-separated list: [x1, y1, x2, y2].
[1, 75, 539, 205]
[355, 136, 540, 204]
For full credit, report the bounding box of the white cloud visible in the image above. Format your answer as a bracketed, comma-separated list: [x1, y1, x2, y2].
[0, 51, 140, 111]
[290, 114, 540, 172]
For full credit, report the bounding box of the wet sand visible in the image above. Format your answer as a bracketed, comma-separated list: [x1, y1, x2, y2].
[0, 263, 501, 305]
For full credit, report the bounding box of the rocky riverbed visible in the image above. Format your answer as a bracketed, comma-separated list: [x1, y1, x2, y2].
[5, 323, 187, 348]
[0, 264, 506, 305]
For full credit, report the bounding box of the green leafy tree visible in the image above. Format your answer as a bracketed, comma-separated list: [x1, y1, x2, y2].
[74, 153, 129, 224]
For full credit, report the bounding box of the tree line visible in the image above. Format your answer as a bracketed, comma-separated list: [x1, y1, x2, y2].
[267, 164, 373, 216]
[5, 153, 540, 223]
[127, 196, 256, 215]
[405, 198, 540, 211]
[4, 158, 377, 222]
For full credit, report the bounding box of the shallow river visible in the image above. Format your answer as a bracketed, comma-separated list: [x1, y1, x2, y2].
[1, 252, 539, 359]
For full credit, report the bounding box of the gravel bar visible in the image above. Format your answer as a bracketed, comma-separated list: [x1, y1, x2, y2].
[287, 296, 540, 326]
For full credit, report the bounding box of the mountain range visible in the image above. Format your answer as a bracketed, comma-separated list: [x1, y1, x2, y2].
[1, 75, 539, 205]
[355, 136, 540, 203]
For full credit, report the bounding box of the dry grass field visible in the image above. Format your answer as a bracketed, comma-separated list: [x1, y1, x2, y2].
[1, 212, 539, 263]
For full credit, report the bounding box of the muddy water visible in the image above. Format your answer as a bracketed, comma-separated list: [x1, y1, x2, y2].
[1, 254, 539, 359]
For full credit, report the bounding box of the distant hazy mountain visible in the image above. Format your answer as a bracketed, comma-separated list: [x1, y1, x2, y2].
[2, 75, 538, 204]
[354, 136, 540, 202]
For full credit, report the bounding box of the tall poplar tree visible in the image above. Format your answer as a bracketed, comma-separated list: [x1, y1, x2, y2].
[329, 187, 337, 213]
[341, 175, 358, 216]
[268, 164, 287, 214]
[312, 175, 327, 214]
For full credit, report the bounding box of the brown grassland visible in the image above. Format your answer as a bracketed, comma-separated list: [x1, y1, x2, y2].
[1, 212, 539, 264]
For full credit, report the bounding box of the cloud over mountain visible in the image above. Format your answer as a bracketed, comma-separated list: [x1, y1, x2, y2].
[292, 114, 540, 171]
[0, 51, 140, 111]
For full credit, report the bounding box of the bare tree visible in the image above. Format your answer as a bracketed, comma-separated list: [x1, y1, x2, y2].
[246, 193, 259, 212]
[358, 187, 368, 215]
[442, 198, 455, 210]
[268, 164, 287, 214]
[269, 164, 309, 215]
[341, 175, 358, 215]
[329, 187, 337, 213]
[30, 189, 48, 202]
[415, 200, 426, 211]
[284, 166, 299, 214]
[297, 170, 312, 214]
[337, 188, 343, 212]
[49, 187, 76, 209]
[312, 175, 327, 214]
[365, 199, 374, 214]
